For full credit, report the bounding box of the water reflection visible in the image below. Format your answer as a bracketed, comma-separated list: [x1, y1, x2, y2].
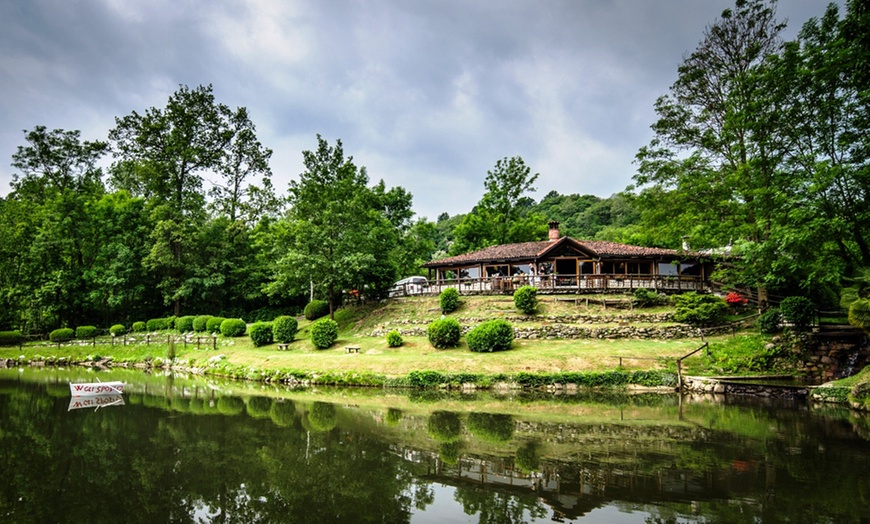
[1, 368, 869, 523]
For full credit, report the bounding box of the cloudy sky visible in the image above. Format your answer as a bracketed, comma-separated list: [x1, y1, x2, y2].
[0, 0, 839, 220]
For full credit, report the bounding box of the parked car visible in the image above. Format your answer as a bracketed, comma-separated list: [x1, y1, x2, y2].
[390, 276, 429, 297]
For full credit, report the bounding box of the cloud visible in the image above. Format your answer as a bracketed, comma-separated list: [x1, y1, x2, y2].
[0, 0, 843, 220]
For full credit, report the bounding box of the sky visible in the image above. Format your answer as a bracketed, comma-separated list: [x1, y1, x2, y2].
[0, 0, 841, 220]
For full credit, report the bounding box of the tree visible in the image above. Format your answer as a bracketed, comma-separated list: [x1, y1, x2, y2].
[208, 106, 278, 223]
[269, 135, 411, 318]
[109, 84, 273, 315]
[632, 0, 789, 303]
[4, 126, 109, 330]
[451, 156, 545, 254]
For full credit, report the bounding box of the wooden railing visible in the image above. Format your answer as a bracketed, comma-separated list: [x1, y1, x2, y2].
[390, 274, 707, 297]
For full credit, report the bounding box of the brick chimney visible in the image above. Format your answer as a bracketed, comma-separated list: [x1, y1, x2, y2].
[548, 220, 561, 242]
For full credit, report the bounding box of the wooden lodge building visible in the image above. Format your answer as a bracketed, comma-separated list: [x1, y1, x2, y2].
[418, 221, 716, 295]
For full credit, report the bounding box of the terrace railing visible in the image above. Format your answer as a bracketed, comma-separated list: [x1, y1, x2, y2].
[389, 274, 707, 297]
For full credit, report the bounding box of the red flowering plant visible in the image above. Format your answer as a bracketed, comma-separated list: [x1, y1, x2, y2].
[724, 291, 749, 307]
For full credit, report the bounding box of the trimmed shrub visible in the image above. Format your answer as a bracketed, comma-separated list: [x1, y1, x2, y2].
[634, 288, 669, 307]
[50, 328, 74, 342]
[386, 408, 403, 426]
[439, 442, 460, 465]
[467, 412, 514, 443]
[308, 402, 337, 432]
[175, 315, 196, 333]
[780, 296, 815, 332]
[440, 288, 460, 314]
[109, 324, 126, 336]
[466, 319, 514, 353]
[672, 292, 728, 326]
[0, 331, 23, 347]
[249, 321, 274, 346]
[146, 317, 174, 331]
[220, 318, 247, 337]
[192, 315, 212, 332]
[132, 321, 147, 333]
[427, 318, 461, 349]
[513, 285, 538, 314]
[206, 316, 226, 334]
[304, 300, 330, 321]
[427, 411, 462, 442]
[310, 318, 339, 349]
[75, 325, 98, 338]
[272, 315, 298, 343]
[757, 308, 782, 334]
[386, 330, 403, 347]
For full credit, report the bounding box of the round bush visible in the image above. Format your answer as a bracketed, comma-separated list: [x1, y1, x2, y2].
[439, 442, 460, 465]
[427, 411, 462, 443]
[249, 321, 274, 346]
[308, 402, 337, 432]
[175, 315, 196, 333]
[246, 396, 273, 419]
[272, 315, 298, 343]
[757, 308, 782, 334]
[109, 324, 126, 336]
[780, 296, 815, 331]
[427, 318, 461, 349]
[146, 317, 174, 331]
[217, 396, 245, 416]
[75, 325, 98, 338]
[304, 300, 330, 321]
[132, 321, 147, 333]
[440, 288, 460, 314]
[0, 331, 23, 347]
[310, 318, 339, 349]
[467, 412, 514, 443]
[49, 328, 74, 342]
[192, 315, 212, 332]
[206, 316, 226, 334]
[386, 330, 403, 347]
[513, 285, 538, 314]
[466, 319, 514, 353]
[634, 287, 669, 307]
[220, 318, 247, 337]
[270, 400, 296, 427]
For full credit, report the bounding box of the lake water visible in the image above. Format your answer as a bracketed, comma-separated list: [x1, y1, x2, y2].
[1, 367, 869, 523]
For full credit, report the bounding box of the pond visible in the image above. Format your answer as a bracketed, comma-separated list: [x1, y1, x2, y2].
[1, 367, 869, 523]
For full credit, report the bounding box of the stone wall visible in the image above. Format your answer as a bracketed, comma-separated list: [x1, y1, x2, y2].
[796, 330, 870, 381]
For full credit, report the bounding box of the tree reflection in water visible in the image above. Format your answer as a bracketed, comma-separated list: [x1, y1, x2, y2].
[1, 369, 869, 523]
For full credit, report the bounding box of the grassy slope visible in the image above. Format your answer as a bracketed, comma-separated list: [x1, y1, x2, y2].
[1, 294, 773, 380]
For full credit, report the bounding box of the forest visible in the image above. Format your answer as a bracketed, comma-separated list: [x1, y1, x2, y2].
[1, 0, 869, 334]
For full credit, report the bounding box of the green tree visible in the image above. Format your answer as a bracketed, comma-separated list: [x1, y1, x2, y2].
[269, 135, 411, 318]
[632, 0, 789, 303]
[4, 126, 109, 330]
[451, 156, 545, 254]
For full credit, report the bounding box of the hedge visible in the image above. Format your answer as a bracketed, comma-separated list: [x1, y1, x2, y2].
[249, 322, 273, 346]
[220, 318, 247, 337]
[513, 285, 537, 314]
[272, 315, 298, 344]
[304, 300, 330, 321]
[109, 324, 126, 336]
[386, 330, 403, 347]
[0, 331, 23, 347]
[466, 319, 514, 352]
[427, 318, 461, 349]
[467, 412, 514, 443]
[440, 288, 460, 314]
[206, 317, 226, 334]
[310, 318, 339, 349]
[132, 321, 147, 333]
[75, 325, 98, 338]
[50, 328, 74, 342]
[146, 317, 174, 331]
[192, 315, 212, 332]
[175, 315, 196, 333]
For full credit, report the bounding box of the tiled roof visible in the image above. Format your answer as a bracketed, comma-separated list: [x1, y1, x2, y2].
[423, 237, 695, 268]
